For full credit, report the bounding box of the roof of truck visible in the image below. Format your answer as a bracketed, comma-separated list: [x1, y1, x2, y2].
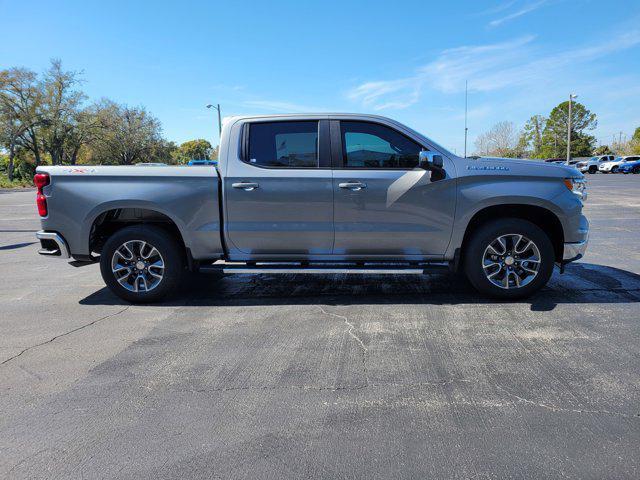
[222, 113, 456, 158]
[223, 112, 395, 122]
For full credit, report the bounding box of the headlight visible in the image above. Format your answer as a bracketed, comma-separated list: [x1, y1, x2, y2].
[563, 177, 587, 201]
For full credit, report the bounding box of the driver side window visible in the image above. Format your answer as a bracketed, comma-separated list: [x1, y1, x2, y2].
[340, 121, 423, 169]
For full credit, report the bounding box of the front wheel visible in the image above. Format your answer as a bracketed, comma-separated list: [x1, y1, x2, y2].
[100, 225, 185, 303]
[588, 166, 597, 174]
[463, 219, 555, 299]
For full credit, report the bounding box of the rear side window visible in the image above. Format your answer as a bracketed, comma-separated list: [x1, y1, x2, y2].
[340, 121, 423, 169]
[247, 121, 318, 168]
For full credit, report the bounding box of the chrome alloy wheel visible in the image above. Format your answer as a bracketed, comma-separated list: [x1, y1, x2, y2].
[111, 240, 165, 293]
[482, 234, 541, 289]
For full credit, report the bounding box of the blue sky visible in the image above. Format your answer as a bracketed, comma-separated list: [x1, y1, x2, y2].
[1, 0, 639, 154]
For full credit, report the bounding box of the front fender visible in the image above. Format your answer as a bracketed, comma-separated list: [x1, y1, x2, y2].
[445, 175, 580, 258]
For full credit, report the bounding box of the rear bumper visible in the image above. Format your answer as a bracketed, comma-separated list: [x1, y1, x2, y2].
[36, 231, 70, 259]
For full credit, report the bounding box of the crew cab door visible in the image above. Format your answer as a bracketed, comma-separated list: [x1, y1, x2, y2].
[331, 120, 456, 257]
[224, 119, 334, 256]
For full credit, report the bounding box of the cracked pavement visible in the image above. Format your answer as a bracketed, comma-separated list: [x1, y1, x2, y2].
[1, 175, 640, 479]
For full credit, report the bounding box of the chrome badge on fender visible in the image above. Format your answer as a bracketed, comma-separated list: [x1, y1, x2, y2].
[467, 165, 510, 171]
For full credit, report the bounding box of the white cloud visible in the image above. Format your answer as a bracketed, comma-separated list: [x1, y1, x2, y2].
[346, 78, 421, 110]
[210, 83, 245, 92]
[346, 27, 640, 110]
[480, 1, 518, 15]
[420, 35, 536, 93]
[488, 0, 551, 27]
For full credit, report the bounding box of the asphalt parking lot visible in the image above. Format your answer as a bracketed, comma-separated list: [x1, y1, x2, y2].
[1, 174, 639, 479]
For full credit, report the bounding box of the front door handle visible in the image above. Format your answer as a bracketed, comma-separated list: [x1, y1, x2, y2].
[232, 182, 259, 191]
[339, 181, 367, 191]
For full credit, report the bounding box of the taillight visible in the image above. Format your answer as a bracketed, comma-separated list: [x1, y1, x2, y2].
[34, 173, 50, 217]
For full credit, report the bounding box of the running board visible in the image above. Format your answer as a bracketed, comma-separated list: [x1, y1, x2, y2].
[198, 261, 451, 275]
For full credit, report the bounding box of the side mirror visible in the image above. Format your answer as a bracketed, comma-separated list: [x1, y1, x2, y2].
[418, 151, 444, 170]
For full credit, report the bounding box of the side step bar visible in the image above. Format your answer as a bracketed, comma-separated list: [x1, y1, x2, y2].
[199, 261, 451, 275]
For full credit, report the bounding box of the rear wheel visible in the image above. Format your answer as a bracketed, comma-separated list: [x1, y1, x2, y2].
[463, 218, 555, 299]
[633, 166, 640, 174]
[588, 165, 597, 174]
[100, 225, 185, 303]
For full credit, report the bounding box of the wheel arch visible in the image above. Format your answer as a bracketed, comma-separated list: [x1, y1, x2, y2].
[86, 202, 189, 258]
[459, 204, 565, 265]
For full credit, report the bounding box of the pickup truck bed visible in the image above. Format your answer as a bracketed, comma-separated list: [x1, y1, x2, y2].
[36, 165, 224, 261]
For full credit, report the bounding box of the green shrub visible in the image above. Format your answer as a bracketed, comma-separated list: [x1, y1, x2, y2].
[14, 158, 36, 181]
[0, 156, 37, 183]
[0, 173, 33, 188]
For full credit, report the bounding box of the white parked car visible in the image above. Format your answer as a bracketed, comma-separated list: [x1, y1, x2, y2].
[599, 156, 637, 173]
[575, 155, 614, 174]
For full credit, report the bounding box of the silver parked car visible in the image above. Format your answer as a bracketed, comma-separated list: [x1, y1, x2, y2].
[34, 113, 589, 302]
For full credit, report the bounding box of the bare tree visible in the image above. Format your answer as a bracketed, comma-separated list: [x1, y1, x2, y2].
[474, 121, 522, 158]
[39, 59, 87, 165]
[0, 99, 27, 181]
[63, 104, 104, 164]
[0, 67, 43, 172]
[91, 100, 163, 165]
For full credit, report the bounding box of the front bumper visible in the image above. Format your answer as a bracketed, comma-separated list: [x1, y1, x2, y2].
[36, 231, 70, 259]
[563, 236, 588, 262]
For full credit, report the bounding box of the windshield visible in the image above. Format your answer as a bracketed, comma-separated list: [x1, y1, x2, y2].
[614, 157, 623, 162]
[589, 156, 599, 161]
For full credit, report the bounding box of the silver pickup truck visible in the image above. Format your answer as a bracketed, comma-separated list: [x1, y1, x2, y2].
[34, 113, 588, 302]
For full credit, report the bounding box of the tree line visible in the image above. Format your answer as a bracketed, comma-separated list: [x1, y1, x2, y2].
[474, 100, 640, 159]
[0, 60, 216, 183]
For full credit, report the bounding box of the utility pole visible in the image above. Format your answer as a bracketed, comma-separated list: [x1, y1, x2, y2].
[566, 94, 577, 165]
[464, 80, 468, 158]
[206, 104, 222, 137]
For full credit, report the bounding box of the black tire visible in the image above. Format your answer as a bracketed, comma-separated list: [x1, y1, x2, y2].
[588, 166, 597, 174]
[100, 225, 185, 303]
[612, 166, 618, 173]
[633, 167, 640, 174]
[463, 218, 555, 299]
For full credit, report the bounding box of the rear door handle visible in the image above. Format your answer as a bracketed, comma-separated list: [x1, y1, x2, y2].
[232, 182, 259, 191]
[338, 182, 367, 191]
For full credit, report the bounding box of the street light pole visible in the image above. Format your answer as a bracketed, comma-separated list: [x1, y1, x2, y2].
[206, 104, 222, 137]
[566, 94, 577, 165]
